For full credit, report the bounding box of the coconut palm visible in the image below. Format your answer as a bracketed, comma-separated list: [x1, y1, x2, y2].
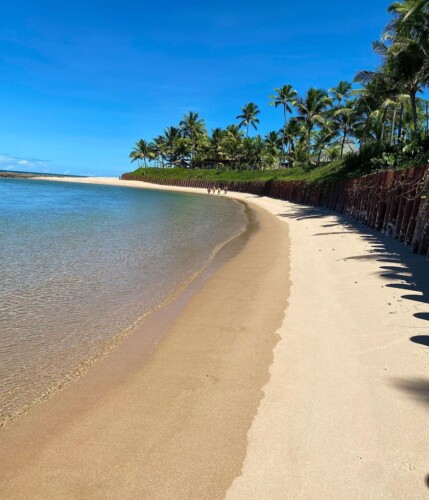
[333, 101, 360, 158]
[381, 93, 411, 144]
[163, 127, 188, 167]
[179, 111, 206, 166]
[352, 79, 388, 145]
[265, 131, 281, 152]
[153, 135, 167, 168]
[313, 121, 338, 166]
[283, 118, 305, 164]
[329, 81, 353, 106]
[225, 124, 244, 139]
[269, 85, 298, 166]
[355, 59, 406, 142]
[264, 131, 282, 164]
[386, 0, 429, 51]
[285, 138, 308, 167]
[240, 136, 266, 170]
[221, 125, 244, 167]
[209, 128, 226, 168]
[381, 1, 428, 135]
[388, 46, 425, 135]
[129, 139, 154, 168]
[295, 88, 333, 164]
[236, 102, 260, 137]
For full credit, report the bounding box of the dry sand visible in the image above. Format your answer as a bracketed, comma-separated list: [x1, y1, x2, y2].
[1, 176, 429, 499]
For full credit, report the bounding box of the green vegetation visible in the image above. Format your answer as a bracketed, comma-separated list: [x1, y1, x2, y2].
[127, 161, 373, 186]
[127, 0, 429, 182]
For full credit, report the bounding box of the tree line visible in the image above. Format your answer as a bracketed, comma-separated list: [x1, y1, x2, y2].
[130, 0, 429, 172]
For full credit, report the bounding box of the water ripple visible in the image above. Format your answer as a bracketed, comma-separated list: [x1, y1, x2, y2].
[0, 179, 246, 425]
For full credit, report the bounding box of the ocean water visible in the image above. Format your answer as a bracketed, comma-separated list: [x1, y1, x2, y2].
[0, 179, 247, 425]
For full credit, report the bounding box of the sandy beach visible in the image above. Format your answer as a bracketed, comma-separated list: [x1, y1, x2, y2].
[1, 177, 429, 499]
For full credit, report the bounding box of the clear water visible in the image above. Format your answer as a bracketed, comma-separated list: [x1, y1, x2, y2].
[0, 178, 246, 425]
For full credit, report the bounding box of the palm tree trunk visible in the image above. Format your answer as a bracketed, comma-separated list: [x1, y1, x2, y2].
[307, 127, 311, 166]
[341, 130, 347, 159]
[380, 108, 387, 142]
[410, 90, 419, 137]
[426, 102, 428, 138]
[390, 105, 397, 146]
[317, 148, 323, 166]
[398, 103, 404, 141]
[364, 116, 372, 146]
[190, 139, 195, 168]
[290, 141, 295, 168]
[281, 105, 286, 168]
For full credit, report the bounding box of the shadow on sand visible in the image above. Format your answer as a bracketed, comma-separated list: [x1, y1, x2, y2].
[277, 203, 429, 412]
[393, 378, 429, 407]
[410, 335, 429, 347]
[277, 204, 429, 325]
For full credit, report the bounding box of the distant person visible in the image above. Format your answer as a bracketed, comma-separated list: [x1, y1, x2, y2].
[207, 186, 211, 194]
[224, 186, 228, 195]
[217, 186, 221, 195]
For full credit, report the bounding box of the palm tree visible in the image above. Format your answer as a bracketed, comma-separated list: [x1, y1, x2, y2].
[386, 0, 429, 51]
[329, 81, 353, 106]
[240, 136, 266, 170]
[220, 125, 244, 168]
[264, 131, 282, 164]
[382, 1, 428, 135]
[269, 85, 298, 166]
[164, 127, 188, 167]
[333, 100, 360, 158]
[154, 135, 167, 168]
[225, 124, 243, 139]
[285, 138, 308, 167]
[209, 128, 225, 169]
[284, 118, 305, 165]
[380, 93, 411, 144]
[355, 58, 406, 142]
[129, 139, 154, 168]
[179, 111, 206, 166]
[419, 97, 429, 138]
[388, 46, 425, 136]
[313, 121, 337, 166]
[236, 102, 260, 137]
[295, 88, 333, 165]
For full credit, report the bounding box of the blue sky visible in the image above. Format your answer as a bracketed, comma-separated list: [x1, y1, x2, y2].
[1, 0, 392, 176]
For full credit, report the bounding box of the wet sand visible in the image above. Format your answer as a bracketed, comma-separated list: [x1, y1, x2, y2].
[0, 188, 290, 499]
[2, 176, 429, 499]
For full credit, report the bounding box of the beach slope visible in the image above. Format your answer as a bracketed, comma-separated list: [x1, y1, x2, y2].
[226, 199, 429, 499]
[0, 194, 290, 499]
[2, 177, 428, 499]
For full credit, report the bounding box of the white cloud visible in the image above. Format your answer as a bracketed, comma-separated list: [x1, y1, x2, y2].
[0, 154, 50, 173]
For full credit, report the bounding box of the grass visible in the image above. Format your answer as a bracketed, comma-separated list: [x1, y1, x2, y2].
[124, 155, 425, 186]
[125, 162, 351, 185]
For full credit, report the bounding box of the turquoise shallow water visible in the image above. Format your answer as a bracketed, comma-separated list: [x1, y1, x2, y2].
[0, 179, 246, 425]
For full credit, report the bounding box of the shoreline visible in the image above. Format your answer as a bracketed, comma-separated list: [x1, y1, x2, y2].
[0, 178, 249, 429]
[2, 176, 429, 498]
[0, 196, 251, 429]
[0, 181, 290, 498]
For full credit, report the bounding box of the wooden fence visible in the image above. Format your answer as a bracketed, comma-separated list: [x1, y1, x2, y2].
[121, 165, 429, 259]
